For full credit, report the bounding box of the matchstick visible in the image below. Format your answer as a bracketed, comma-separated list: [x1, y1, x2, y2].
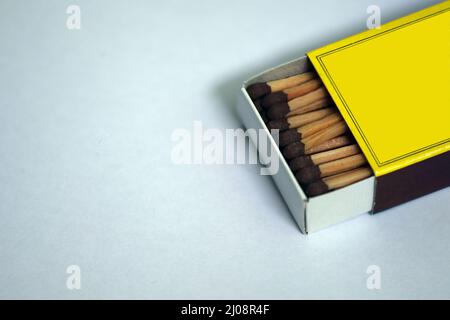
[286, 98, 332, 117]
[302, 121, 348, 150]
[305, 136, 352, 155]
[289, 144, 360, 172]
[295, 153, 367, 184]
[268, 108, 335, 131]
[305, 167, 372, 197]
[266, 87, 329, 120]
[260, 78, 322, 108]
[282, 135, 352, 160]
[246, 72, 316, 100]
[281, 120, 348, 157]
[278, 113, 342, 147]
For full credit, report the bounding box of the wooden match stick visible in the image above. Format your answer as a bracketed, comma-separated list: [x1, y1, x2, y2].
[286, 98, 332, 117]
[278, 113, 342, 147]
[282, 135, 352, 160]
[302, 121, 348, 150]
[266, 87, 329, 120]
[246, 72, 316, 100]
[289, 144, 360, 172]
[306, 167, 372, 197]
[260, 78, 322, 108]
[268, 108, 334, 131]
[295, 153, 367, 184]
[305, 136, 352, 155]
[279, 120, 348, 154]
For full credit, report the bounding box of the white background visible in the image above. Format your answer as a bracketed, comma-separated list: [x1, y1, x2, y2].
[0, 0, 448, 299]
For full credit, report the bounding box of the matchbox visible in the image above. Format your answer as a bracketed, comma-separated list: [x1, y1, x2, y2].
[237, 1, 450, 233]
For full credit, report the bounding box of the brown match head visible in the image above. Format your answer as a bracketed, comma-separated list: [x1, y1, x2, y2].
[247, 83, 271, 100]
[282, 142, 305, 160]
[295, 166, 321, 184]
[305, 181, 329, 197]
[279, 129, 301, 147]
[260, 112, 269, 123]
[253, 99, 263, 112]
[289, 156, 313, 172]
[266, 103, 290, 120]
[267, 119, 289, 131]
[261, 92, 288, 109]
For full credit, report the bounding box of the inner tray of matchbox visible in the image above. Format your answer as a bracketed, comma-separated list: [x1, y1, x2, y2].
[245, 61, 374, 198]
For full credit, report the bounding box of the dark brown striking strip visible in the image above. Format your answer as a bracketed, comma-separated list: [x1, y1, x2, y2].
[373, 151, 450, 212]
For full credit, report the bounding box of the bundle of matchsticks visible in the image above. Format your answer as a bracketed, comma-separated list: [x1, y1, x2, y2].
[247, 71, 373, 197]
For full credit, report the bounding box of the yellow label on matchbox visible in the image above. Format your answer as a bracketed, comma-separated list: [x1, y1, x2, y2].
[308, 1, 450, 176]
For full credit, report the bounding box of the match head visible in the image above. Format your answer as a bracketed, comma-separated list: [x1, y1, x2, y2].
[295, 166, 321, 184]
[279, 129, 301, 147]
[289, 156, 313, 172]
[282, 142, 305, 160]
[260, 112, 269, 123]
[261, 92, 287, 109]
[267, 119, 289, 131]
[247, 83, 271, 100]
[305, 181, 329, 197]
[266, 103, 290, 120]
[253, 99, 263, 112]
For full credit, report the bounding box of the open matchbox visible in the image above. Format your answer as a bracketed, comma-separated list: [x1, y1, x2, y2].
[237, 2, 450, 233]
